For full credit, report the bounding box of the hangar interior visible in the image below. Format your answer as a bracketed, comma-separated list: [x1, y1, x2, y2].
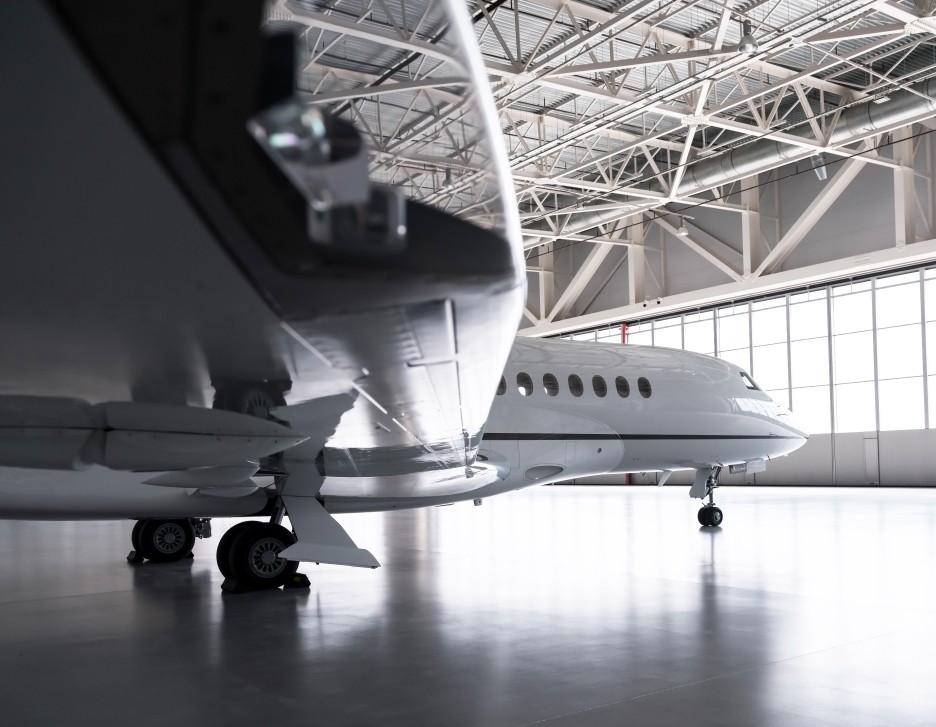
[278, 0, 936, 485]
[4, 0, 936, 725]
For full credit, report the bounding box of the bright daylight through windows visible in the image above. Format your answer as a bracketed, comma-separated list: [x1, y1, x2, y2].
[562, 268, 936, 435]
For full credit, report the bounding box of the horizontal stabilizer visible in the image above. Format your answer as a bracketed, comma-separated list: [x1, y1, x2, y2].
[143, 463, 260, 488]
[282, 493, 380, 568]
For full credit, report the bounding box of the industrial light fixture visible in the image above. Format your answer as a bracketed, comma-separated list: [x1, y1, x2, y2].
[444, 168, 454, 190]
[811, 154, 828, 181]
[677, 216, 690, 236]
[738, 20, 758, 54]
[872, 93, 892, 104]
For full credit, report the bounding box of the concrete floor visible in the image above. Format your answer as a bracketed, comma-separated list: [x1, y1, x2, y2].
[1, 486, 935, 726]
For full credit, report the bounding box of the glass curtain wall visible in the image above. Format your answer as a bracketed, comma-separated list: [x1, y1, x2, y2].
[559, 268, 936, 435]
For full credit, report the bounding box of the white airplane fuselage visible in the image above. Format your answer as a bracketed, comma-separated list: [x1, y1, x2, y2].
[479, 337, 806, 486]
[0, 338, 807, 520]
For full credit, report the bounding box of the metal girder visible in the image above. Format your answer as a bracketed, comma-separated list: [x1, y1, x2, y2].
[518, 238, 936, 338]
[653, 217, 744, 283]
[755, 141, 873, 277]
[281, 0, 936, 342]
[305, 77, 469, 104]
[547, 241, 617, 321]
[285, 4, 462, 68]
[545, 48, 740, 77]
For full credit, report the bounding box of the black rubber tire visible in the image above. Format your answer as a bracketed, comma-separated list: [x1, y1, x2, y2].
[709, 507, 724, 527]
[216, 521, 256, 578]
[228, 522, 298, 590]
[698, 508, 710, 526]
[131, 520, 144, 552]
[138, 519, 196, 562]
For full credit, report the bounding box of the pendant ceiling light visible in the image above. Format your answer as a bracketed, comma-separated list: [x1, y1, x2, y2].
[738, 20, 758, 54]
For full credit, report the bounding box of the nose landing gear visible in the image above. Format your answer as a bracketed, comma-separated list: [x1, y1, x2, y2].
[696, 467, 723, 527]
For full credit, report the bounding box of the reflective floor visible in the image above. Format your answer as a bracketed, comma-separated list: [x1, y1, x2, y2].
[2, 486, 936, 726]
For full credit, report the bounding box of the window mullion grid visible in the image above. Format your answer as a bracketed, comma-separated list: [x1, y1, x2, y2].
[826, 286, 836, 484]
[921, 270, 929, 429]
[872, 279, 881, 434]
[785, 294, 792, 412]
[746, 302, 753, 377]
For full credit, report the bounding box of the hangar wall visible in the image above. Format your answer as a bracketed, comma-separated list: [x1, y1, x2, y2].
[523, 133, 936, 326]
[568, 264, 936, 487]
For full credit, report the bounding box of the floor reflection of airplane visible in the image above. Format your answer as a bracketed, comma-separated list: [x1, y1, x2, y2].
[0, 1, 805, 593]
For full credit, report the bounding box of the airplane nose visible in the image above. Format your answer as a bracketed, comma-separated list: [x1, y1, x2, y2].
[776, 406, 809, 440]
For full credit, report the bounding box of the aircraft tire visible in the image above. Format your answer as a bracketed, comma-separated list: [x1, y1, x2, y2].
[227, 522, 298, 590]
[131, 520, 144, 552]
[698, 508, 710, 526]
[708, 507, 723, 526]
[138, 519, 196, 562]
[215, 521, 257, 578]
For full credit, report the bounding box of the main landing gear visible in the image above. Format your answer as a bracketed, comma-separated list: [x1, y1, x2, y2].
[697, 467, 724, 528]
[216, 521, 302, 593]
[127, 518, 211, 563]
[127, 513, 309, 593]
[216, 502, 309, 594]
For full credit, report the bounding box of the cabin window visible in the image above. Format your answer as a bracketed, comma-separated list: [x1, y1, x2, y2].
[568, 374, 584, 397]
[496, 376, 506, 395]
[543, 373, 559, 397]
[740, 372, 761, 391]
[517, 372, 534, 396]
[592, 375, 607, 397]
[616, 376, 630, 398]
[637, 377, 652, 398]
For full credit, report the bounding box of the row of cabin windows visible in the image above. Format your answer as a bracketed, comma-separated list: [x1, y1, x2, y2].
[496, 373, 652, 399]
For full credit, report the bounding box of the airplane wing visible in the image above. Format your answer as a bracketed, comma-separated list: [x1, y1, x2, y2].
[0, 0, 523, 562]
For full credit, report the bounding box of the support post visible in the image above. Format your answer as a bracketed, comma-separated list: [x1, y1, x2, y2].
[742, 181, 764, 277]
[539, 245, 555, 320]
[628, 217, 645, 305]
[893, 126, 916, 248]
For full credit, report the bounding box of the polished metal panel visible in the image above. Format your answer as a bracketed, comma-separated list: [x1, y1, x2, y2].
[1, 486, 935, 725]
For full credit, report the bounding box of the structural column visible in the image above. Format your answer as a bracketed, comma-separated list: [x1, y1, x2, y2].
[742, 182, 764, 277]
[627, 216, 645, 305]
[893, 126, 916, 248]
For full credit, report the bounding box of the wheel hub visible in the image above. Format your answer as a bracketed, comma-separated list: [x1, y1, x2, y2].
[249, 538, 286, 577]
[153, 523, 185, 554]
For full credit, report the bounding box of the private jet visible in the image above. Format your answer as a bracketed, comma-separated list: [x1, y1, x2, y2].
[0, 337, 807, 591]
[0, 0, 805, 592]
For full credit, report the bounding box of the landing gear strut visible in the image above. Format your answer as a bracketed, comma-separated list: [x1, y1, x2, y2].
[697, 467, 723, 527]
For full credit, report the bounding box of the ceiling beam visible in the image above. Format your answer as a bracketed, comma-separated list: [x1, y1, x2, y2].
[519, 237, 936, 337]
[303, 77, 468, 104]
